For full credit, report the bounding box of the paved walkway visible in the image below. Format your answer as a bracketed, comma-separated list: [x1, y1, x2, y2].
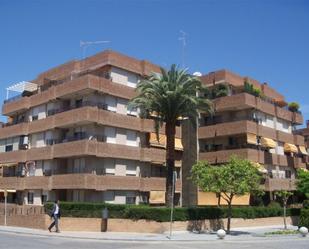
[0, 225, 308, 242]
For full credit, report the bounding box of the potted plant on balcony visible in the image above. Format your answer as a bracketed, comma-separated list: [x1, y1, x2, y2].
[288, 102, 300, 112]
[212, 84, 230, 98]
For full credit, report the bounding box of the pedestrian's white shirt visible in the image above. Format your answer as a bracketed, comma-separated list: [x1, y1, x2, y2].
[54, 204, 59, 215]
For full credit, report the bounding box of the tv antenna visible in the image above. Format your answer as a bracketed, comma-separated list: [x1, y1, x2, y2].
[178, 30, 187, 68]
[80, 40, 111, 59]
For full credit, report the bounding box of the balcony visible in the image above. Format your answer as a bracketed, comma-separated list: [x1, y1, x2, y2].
[199, 146, 304, 169]
[0, 102, 181, 139]
[2, 74, 136, 116]
[213, 93, 303, 124]
[264, 178, 296, 191]
[0, 174, 181, 192]
[0, 139, 171, 164]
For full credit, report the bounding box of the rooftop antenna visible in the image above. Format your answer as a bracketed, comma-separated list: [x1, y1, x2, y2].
[80, 40, 111, 59]
[178, 30, 187, 68]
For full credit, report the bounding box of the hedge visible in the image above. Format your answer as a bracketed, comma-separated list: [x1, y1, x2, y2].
[299, 209, 309, 228]
[303, 200, 309, 209]
[44, 202, 301, 222]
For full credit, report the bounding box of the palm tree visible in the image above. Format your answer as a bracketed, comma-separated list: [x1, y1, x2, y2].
[129, 65, 213, 207]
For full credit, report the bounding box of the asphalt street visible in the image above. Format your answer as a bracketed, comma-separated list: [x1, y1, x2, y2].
[1, 231, 308, 249]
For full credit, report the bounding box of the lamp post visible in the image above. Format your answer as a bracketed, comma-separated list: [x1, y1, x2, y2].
[4, 190, 7, 226]
[168, 171, 177, 239]
[0, 189, 16, 226]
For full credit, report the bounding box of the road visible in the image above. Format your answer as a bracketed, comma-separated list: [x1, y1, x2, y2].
[1, 231, 308, 249]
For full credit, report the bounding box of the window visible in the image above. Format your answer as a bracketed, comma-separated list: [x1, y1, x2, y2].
[28, 192, 34, 204]
[32, 115, 38, 121]
[126, 163, 136, 176]
[285, 170, 292, 179]
[126, 196, 136, 204]
[127, 106, 137, 116]
[5, 145, 13, 152]
[41, 195, 47, 204]
[75, 99, 83, 108]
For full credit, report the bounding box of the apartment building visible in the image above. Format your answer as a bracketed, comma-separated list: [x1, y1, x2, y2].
[182, 70, 308, 206]
[0, 50, 183, 206]
[0, 50, 307, 207]
[295, 121, 309, 168]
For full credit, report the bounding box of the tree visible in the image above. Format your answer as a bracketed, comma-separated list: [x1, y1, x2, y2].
[191, 156, 263, 233]
[274, 190, 293, 230]
[296, 169, 309, 198]
[129, 65, 213, 207]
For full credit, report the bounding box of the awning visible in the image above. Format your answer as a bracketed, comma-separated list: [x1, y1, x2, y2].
[261, 137, 276, 148]
[149, 191, 165, 204]
[0, 189, 17, 193]
[151, 160, 181, 168]
[0, 163, 18, 167]
[252, 162, 267, 173]
[149, 133, 166, 148]
[175, 160, 182, 168]
[299, 146, 308, 155]
[247, 133, 257, 145]
[284, 143, 298, 153]
[149, 133, 183, 150]
[175, 138, 183, 151]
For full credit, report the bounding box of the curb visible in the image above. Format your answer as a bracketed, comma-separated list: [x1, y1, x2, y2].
[0, 228, 308, 242]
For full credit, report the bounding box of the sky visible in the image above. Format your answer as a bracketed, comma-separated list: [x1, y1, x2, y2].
[0, 0, 308, 125]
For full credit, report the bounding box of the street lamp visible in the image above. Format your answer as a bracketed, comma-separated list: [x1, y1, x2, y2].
[0, 189, 16, 226]
[168, 171, 177, 239]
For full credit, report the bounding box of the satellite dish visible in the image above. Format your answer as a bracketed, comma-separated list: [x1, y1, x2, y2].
[193, 72, 202, 77]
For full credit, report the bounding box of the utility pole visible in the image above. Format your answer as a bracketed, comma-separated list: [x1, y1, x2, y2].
[178, 30, 187, 68]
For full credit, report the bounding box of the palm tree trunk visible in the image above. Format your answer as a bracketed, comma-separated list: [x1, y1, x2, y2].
[165, 121, 176, 208]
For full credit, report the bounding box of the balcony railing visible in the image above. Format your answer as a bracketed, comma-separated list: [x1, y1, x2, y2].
[39, 71, 111, 93]
[2, 101, 109, 127]
[3, 94, 23, 104]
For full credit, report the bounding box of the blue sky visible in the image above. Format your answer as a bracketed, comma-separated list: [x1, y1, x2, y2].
[0, 0, 308, 124]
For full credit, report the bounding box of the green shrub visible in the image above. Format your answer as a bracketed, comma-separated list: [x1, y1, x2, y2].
[244, 81, 262, 97]
[303, 200, 309, 209]
[252, 88, 261, 97]
[211, 84, 229, 98]
[299, 208, 309, 228]
[44, 202, 301, 222]
[268, 201, 282, 209]
[288, 102, 300, 112]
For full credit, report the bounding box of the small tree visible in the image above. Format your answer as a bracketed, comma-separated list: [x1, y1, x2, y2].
[191, 156, 263, 233]
[274, 190, 293, 229]
[296, 169, 309, 199]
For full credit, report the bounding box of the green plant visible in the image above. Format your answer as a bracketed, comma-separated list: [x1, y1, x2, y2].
[129, 65, 214, 207]
[244, 81, 262, 97]
[288, 102, 300, 112]
[299, 208, 309, 228]
[268, 201, 282, 209]
[297, 169, 309, 199]
[211, 84, 229, 98]
[303, 200, 309, 209]
[44, 202, 300, 222]
[191, 156, 263, 233]
[275, 191, 294, 229]
[252, 88, 261, 97]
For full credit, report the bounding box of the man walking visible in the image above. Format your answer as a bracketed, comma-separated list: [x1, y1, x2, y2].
[48, 200, 61, 233]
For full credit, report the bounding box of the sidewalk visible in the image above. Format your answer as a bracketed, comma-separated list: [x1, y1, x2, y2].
[0, 225, 308, 242]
